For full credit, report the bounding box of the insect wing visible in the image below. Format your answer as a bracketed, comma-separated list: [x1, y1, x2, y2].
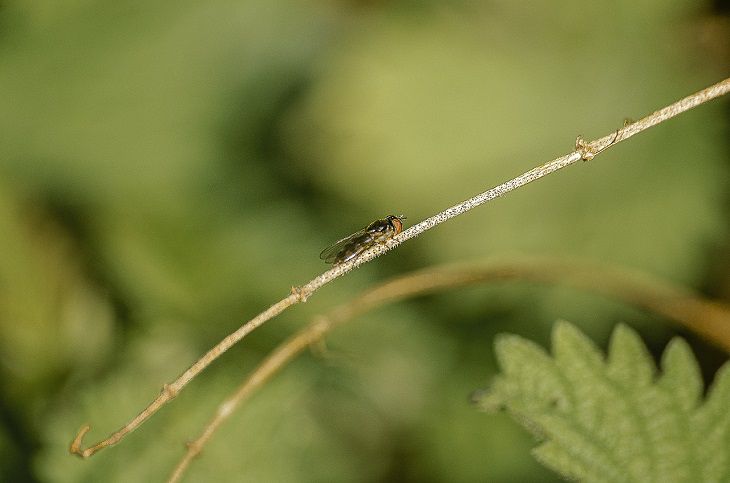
[319, 229, 368, 264]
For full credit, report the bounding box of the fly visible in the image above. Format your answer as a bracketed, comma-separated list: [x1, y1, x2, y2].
[320, 215, 406, 265]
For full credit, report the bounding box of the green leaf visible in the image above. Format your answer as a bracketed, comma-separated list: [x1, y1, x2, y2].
[658, 338, 701, 412]
[486, 334, 569, 416]
[607, 323, 655, 388]
[477, 321, 730, 483]
[692, 364, 730, 482]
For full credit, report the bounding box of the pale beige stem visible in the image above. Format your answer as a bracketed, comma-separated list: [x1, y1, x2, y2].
[167, 257, 730, 482]
[71, 77, 730, 459]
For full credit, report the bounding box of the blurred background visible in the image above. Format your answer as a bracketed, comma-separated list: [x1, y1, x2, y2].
[0, 1, 728, 481]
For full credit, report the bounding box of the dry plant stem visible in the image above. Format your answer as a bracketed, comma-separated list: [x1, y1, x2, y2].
[70, 76, 730, 459]
[168, 258, 730, 483]
[70, 293, 301, 458]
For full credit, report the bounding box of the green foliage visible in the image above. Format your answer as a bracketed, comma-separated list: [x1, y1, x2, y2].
[477, 321, 730, 482]
[0, 0, 726, 481]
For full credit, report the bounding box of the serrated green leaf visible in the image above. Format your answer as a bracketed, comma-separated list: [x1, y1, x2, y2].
[478, 321, 730, 483]
[551, 320, 624, 446]
[533, 440, 602, 482]
[607, 324, 655, 388]
[553, 320, 605, 372]
[658, 338, 702, 412]
[696, 364, 730, 430]
[493, 334, 570, 414]
[692, 364, 730, 482]
[533, 413, 624, 482]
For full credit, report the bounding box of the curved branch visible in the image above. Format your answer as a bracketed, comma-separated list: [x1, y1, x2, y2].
[167, 256, 730, 482]
[70, 77, 730, 459]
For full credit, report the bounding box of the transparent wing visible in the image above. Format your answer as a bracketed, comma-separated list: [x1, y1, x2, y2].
[319, 229, 367, 263]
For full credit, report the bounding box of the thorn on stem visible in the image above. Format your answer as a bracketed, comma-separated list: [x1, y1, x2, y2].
[290, 286, 308, 303]
[576, 126, 621, 162]
[575, 135, 596, 161]
[163, 384, 179, 399]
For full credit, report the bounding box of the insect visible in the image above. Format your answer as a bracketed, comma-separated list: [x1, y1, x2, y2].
[320, 215, 406, 265]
